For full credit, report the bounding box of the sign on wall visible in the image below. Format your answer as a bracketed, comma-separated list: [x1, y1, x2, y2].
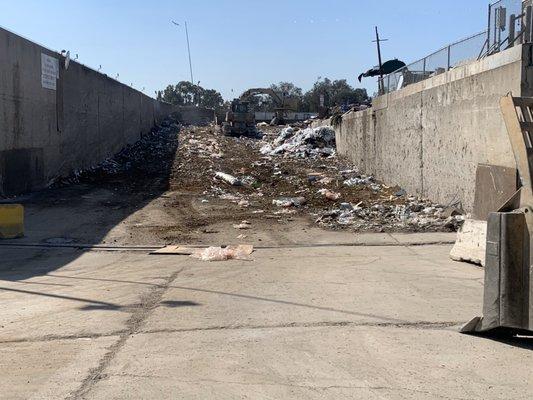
[41, 53, 59, 90]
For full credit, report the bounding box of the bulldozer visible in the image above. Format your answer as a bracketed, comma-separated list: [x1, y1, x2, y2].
[219, 88, 298, 137]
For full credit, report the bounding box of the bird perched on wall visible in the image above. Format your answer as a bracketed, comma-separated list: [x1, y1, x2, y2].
[358, 59, 406, 82]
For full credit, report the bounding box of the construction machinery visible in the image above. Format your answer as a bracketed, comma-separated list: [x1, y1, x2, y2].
[220, 88, 299, 137]
[462, 94, 533, 337]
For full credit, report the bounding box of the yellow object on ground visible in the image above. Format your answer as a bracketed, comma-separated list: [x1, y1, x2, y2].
[0, 204, 24, 239]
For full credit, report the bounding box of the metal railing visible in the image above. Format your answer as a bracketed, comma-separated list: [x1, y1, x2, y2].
[380, 31, 488, 95]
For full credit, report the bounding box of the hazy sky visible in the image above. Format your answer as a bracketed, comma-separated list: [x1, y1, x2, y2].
[1, 0, 491, 99]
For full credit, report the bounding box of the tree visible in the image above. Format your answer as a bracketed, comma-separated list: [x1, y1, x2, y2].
[199, 89, 224, 109]
[270, 82, 303, 98]
[157, 81, 224, 109]
[301, 77, 369, 112]
[244, 82, 304, 112]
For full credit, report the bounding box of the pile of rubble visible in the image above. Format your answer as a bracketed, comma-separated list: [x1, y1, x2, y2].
[260, 126, 336, 158]
[316, 196, 464, 232]
[48, 119, 180, 187]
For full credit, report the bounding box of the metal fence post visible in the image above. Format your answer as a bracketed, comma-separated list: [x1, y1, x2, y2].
[509, 14, 516, 47]
[487, 3, 492, 52]
[522, 6, 533, 43]
[423, 57, 426, 77]
[447, 45, 451, 70]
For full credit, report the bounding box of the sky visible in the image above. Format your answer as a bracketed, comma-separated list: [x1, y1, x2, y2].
[1, 0, 491, 100]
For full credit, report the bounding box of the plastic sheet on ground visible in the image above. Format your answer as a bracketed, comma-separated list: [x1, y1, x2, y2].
[190, 245, 254, 262]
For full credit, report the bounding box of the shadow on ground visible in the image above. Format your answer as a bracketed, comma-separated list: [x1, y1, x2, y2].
[0, 126, 180, 281]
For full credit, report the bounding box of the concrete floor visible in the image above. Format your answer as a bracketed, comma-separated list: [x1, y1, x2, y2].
[1, 238, 531, 399]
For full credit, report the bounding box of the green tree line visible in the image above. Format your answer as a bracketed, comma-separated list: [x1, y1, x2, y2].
[158, 78, 369, 112]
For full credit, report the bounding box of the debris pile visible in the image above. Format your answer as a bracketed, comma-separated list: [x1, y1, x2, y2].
[260, 126, 336, 158]
[316, 196, 464, 232]
[49, 119, 180, 187]
[172, 124, 464, 234]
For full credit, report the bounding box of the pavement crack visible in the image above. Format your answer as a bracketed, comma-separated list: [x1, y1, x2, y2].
[139, 320, 462, 335]
[65, 267, 185, 400]
[0, 320, 461, 346]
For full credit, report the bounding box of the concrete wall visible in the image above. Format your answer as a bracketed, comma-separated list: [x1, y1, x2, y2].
[255, 111, 318, 122]
[175, 106, 215, 126]
[0, 27, 176, 195]
[328, 44, 533, 212]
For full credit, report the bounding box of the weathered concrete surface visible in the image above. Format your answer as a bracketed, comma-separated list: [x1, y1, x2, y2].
[325, 45, 533, 213]
[1, 242, 531, 399]
[0, 27, 175, 195]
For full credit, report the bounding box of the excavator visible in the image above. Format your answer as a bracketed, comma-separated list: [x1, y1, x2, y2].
[220, 88, 298, 137]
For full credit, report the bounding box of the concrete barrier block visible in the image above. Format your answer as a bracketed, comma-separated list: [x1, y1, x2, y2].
[0, 204, 24, 239]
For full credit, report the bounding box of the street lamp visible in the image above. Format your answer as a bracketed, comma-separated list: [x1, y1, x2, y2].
[171, 20, 194, 85]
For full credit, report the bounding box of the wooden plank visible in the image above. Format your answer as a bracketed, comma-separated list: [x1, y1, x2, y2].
[150, 246, 196, 255]
[500, 95, 533, 205]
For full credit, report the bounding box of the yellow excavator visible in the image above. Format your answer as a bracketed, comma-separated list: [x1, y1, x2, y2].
[220, 88, 298, 137]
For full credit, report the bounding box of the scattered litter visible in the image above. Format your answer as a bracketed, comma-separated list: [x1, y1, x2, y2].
[238, 200, 250, 207]
[272, 197, 307, 207]
[190, 245, 254, 262]
[395, 189, 407, 197]
[215, 172, 242, 186]
[237, 234, 248, 239]
[318, 189, 341, 201]
[233, 220, 252, 230]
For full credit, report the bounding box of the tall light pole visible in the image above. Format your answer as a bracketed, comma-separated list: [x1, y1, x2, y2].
[171, 20, 194, 85]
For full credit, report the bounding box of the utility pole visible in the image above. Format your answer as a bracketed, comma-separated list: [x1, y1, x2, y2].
[372, 26, 388, 94]
[171, 20, 195, 85]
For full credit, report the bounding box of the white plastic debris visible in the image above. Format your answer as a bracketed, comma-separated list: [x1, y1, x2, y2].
[215, 172, 242, 186]
[190, 245, 254, 262]
[262, 126, 336, 158]
[272, 197, 307, 207]
[233, 220, 252, 230]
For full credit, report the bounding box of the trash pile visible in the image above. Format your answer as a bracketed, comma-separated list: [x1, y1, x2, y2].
[260, 126, 336, 158]
[48, 119, 180, 187]
[316, 196, 464, 232]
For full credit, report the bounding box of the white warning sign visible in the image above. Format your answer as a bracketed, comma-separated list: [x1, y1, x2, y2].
[41, 53, 59, 90]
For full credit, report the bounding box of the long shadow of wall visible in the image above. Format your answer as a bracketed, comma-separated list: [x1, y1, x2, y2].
[0, 124, 180, 281]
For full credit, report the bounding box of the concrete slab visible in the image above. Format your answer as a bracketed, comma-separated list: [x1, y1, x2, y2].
[0, 249, 178, 342]
[87, 326, 533, 400]
[0, 336, 117, 400]
[0, 238, 527, 399]
[142, 245, 483, 333]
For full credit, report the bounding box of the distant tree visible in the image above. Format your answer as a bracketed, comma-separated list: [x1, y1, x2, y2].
[199, 88, 224, 109]
[301, 77, 369, 112]
[270, 82, 303, 98]
[243, 82, 304, 112]
[157, 81, 223, 109]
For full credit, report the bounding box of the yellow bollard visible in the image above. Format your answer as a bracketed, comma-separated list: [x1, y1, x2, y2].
[0, 204, 24, 239]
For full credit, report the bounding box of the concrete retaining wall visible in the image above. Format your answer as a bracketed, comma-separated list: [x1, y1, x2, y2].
[329, 44, 533, 212]
[0, 27, 176, 195]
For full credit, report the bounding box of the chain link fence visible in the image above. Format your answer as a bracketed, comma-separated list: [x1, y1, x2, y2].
[381, 31, 488, 94]
[379, 0, 526, 95]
